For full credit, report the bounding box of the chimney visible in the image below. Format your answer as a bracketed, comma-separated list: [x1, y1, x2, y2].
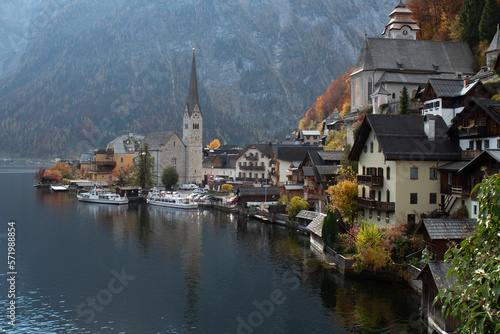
[424, 115, 435, 141]
[464, 76, 470, 87]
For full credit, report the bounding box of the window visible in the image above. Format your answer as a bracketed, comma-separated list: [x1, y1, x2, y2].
[485, 140, 490, 149]
[448, 172, 452, 186]
[497, 139, 500, 149]
[410, 167, 418, 180]
[370, 142, 374, 153]
[364, 146, 368, 153]
[386, 167, 390, 180]
[120, 157, 124, 163]
[410, 193, 418, 204]
[429, 193, 437, 204]
[386, 190, 390, 202]
[470, 140, 475, 150]
[474, 205, 477, 215]
[193, 123, 199, 129]
[429, 167, 437, 180]
[185, 124, 188, 130]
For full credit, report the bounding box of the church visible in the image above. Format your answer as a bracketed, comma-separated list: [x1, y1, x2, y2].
[350, 1, 476, 115]
[105, 49, 204, 185]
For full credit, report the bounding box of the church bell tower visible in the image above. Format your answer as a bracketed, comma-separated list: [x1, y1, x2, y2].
[382, 1, 420, 40]
[182, 48, 203, 184]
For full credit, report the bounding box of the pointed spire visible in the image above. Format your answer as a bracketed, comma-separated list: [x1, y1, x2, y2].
[186, 47, 200, 116]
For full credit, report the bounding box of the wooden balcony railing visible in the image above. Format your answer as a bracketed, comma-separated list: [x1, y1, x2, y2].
[357, 198, 395, 212]
[357, 175, 383, 187]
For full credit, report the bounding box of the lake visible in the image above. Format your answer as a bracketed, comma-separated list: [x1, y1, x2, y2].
[0, 167, 425, 333]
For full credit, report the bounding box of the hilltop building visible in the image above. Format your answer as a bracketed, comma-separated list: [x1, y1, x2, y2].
[350, 1, 475, 116]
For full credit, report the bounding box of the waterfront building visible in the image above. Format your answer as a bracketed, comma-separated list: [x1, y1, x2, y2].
[348, 114, 462, 226]
[270, 145, 322, 186]
[106, 133, 145, 171]
[88, 148, 115, 183]
[234, 144, 273, 183]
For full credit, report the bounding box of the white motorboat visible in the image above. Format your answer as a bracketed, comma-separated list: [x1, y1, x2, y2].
[147, 189, 198, 209]
[77, 188, 128, 205]
[50, 185, 69, 191]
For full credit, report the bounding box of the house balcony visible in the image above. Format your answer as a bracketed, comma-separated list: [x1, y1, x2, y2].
[451, 186, 470, 198]
[240, 165, 265, 171]
[461, 149, 481, 160]
[245, 155, 259, 161]
[357, 175, 383, 187]
[357, 198, 395, 212]
[93, 160, 116, 166]
[459, 125, 487, 138]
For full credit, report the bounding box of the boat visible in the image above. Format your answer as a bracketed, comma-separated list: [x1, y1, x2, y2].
[147, 189, 198, 209]
[50, 185, 69, 191]
[77, 188, 128, 205]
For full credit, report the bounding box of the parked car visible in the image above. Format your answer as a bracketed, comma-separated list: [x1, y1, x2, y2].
[179, 184, 199, 190]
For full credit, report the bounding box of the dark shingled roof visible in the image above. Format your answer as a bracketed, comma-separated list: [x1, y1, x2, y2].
[296, 210, 322, 221]
[417, 218, 477, 240]
[349, 114, 462, 161]
[424, 78, 479, 98]
[352, 38, 475, 76]
[274, 145, 322, 163]
[377, 72, 442, 86]
[144, 132, 181, 150]
[438, 161, 469, 172]
[237, 187, 280, 197]
[317, 151, 343, 162]
[417, 262, 457, 290]
[306, 213, 326, 237]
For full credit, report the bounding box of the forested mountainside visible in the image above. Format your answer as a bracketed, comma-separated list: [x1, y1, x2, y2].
[0, 0, 394, 157]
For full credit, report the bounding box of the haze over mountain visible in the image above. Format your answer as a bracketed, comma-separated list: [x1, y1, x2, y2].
[0, 0, 394, 157]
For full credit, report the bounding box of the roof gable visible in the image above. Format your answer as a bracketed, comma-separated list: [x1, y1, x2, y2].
[417, 218, 477, 240]
[349, 114, 462, 161]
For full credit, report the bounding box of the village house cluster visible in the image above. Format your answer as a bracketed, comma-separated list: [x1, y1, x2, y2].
[68, 2, 500, 332]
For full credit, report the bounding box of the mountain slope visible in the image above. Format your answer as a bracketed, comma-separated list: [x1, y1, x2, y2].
[0, 0, 394, 157]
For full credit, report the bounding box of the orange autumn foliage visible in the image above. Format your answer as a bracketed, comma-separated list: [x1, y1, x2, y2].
[299, 68, 353, 131]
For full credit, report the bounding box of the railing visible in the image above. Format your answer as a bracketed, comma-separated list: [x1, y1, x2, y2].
[245, 155, 259, 161]
[357, 175, 383, 187]
[459, 125, 487, 137]
[462, 150, 481, 160]
[240, 165, 265, 171]
[357, 198, 395, 212]
[93, 160, 116, 166]
[451, 186, 470, 197]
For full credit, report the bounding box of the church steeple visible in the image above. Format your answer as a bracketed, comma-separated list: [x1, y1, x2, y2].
[486, 25, 500, 70]
[382, 1, 420, 40]
[186, 48, 200, 116]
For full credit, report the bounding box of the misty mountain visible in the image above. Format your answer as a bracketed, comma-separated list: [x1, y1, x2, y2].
[0, 0, 394, 157]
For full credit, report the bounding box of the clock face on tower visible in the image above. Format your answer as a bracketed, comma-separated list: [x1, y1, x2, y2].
[401, 27, 409, 36]
[193, 112, 199, 119]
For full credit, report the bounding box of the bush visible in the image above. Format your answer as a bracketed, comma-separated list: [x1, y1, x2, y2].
[221, 184, 233, 192]
[286, 196, 310, 218]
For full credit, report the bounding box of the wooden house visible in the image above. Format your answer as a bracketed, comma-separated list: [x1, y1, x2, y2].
[417, 262, 459, 333]
[236, 187, 280, 212]
[416, 218, 476, 261]
[447, 97, 500, 160]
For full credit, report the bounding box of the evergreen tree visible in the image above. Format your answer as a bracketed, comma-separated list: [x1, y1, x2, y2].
[161, 165, 179, 190]
[479, 0, 500, 43]
[398, 85, 410, 115]
[133, 143, 155, 189]
[460, 0, 487, 48]
[322, 210, 339, 250]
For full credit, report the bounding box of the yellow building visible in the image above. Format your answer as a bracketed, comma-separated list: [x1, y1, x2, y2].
[88, 148, 116, 183]
[107, 133, 145, 173]
[348, 114, 462, 226]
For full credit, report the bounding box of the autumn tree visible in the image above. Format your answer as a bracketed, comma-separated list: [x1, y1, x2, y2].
[43, 170, 63, 183]
[326, 166, 358, 223]
[50, 162, 75, 179]
[221, 184, 233, 192]
[112, 166, 132, 186]
[161, 165, 179, 190]
[207, 139, 221, 149]
[286, 196, 310, 218]
[354, 223, 392, 273]
[325, 127, 347, 151]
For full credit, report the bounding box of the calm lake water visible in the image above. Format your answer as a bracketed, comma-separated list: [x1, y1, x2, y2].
[0, 167, 425, 333]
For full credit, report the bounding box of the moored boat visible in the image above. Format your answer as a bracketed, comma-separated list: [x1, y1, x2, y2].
[77, 188, 128, 205]
[147, 189, 198, 209]
[51, 185, 69, 191]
